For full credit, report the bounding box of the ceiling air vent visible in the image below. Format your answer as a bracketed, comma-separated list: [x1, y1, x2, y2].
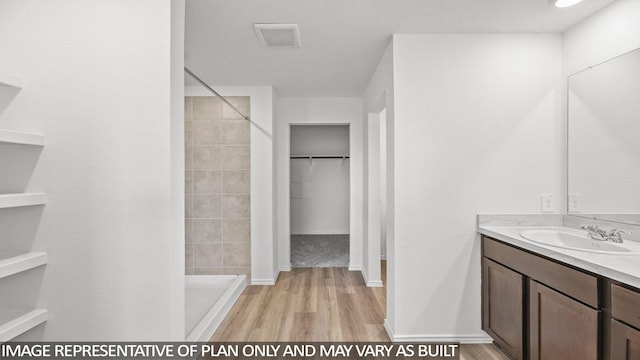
[253, 24, 301, 48]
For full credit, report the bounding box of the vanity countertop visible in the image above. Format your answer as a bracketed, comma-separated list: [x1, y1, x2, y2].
[479, 225, 640, 289]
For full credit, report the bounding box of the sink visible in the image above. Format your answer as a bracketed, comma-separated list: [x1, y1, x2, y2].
[520, 230, 640, 254]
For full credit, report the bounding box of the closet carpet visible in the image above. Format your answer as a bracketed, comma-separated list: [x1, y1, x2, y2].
[291, 234, 349, 267]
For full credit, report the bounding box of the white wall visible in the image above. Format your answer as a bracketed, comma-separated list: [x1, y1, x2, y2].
[0, 0, 184, 340]
[276, 97, 363, 270]
[390, 34, 562, 341]
[290, 125, 350, 235]
[563, 0, 640, 75]
[185, 85, 276, 285]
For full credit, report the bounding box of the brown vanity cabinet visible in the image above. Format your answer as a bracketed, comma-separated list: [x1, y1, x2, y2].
[481, 235, 602, 360]
[529, 280, 599, 360]
[482, 258, 524, 360]
[611, 284, 640, 360]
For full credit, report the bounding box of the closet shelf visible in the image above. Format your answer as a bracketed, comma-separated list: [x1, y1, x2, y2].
[0, 193, 47, 209]
[0, 309, 47, 342]
[0, 130, 45, 146]
[0, 73, 23, 89]
[0, 252, 47, 279]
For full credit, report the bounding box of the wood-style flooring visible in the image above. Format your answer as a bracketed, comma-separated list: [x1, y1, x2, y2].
[211, 262, 510, 360]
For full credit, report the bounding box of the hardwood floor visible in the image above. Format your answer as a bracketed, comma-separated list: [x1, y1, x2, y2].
[211, 262, 510, 359]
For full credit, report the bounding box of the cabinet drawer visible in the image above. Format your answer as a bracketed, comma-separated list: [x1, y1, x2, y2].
[482, 236, 599, 308]
[612, 284, 640, 329]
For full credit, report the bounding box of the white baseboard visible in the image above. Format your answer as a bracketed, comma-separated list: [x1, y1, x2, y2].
[383, 321, 492, 343]
[279, 265, 291, 272]
[361, 268, 383, 287]
[391, 333, 493, 343]
[251, 278, 276, 285]
[348, 266, 362, 271]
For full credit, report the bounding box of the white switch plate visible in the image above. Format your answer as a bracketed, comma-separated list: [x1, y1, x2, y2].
[568, 194, 583, 213]
[541, 194, 555, 212]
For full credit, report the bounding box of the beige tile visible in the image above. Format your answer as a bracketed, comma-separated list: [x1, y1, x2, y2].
[195, 267, 224, 275]
[194, 243, 222, 268]
[193, 121, 222, 145]
[194, 170, 222, 194]
[194, 219, 222, 243]
[185, 243, 194, 274]
[223, 195, 250, 218]
[194, 194, 222, 218]
[223, 266, 251, 280]
[193, 146, 221, 169]
[222, 170, 250, 194]
[222, 146, 250, 170]
[223, 218, 251, 243]
[185, 267, 195, 275]
[185, 147, 193, 170]
[223, 243, 251, 267]
[184, 97, 193, 121]
[185, 195, 194, 218]
[221, 96, 250, 120]
[185, 219, 194, 244]
[193, 96, 221, 121]
[185, 171, 194, 195]
[185, 121, 193, 146]
[221, 120, 250, 144]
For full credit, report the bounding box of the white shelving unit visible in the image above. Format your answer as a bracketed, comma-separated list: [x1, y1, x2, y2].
[0, 72, 48, 342]
[0, 130, 45, 146]
[0, 252, 47, 279]
[0, 193, 47, 209]
[0, 309, 47, 343]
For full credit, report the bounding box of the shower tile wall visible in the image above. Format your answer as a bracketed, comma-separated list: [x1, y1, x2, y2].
[185, 96, 251, 281]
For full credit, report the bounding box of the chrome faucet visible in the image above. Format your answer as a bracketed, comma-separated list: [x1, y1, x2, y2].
[607, 229, 628, 243]
[582, 225, 630, 243]
[582, 225, 608, 241]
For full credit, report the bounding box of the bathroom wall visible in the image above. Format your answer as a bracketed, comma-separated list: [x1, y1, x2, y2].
[389, 34, 562, 341]
[0, 0, 185, 340]
[276, 97, 363, 271]
[290, 125, 350, 235]
[184, 96, 251, 280]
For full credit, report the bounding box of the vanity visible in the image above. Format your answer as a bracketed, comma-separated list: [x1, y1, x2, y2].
[479, 225, 640, 360]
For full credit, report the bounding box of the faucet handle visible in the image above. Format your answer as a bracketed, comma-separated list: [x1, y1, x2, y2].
[608, 229, 629, 243]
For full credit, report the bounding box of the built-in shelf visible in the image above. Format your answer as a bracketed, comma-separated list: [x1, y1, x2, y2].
[0, 194, 47, 209]
[0, 252, 47, 279]
[0, 73, 23, 89]
[0, 309, 47, 342]
[0, 130, 45, 146]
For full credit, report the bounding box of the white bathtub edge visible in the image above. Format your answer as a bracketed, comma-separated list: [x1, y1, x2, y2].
[185, 275, 247, 342]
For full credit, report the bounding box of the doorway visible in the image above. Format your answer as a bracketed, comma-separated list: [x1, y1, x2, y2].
[289, 124, 350, 267]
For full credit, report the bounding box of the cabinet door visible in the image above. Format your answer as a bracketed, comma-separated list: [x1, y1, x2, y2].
[482, 258, 524, 360]
[611, 320, 640, 360]
[530, 280, 599, 360]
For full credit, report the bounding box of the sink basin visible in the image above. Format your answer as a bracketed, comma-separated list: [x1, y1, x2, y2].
[520, 230, 640, 254]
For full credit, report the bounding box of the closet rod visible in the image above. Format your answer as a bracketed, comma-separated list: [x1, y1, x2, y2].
[290, 156, 350, 159]
[184, 67, 250, 121]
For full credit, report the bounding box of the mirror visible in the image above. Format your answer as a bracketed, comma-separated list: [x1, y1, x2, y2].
[567, 47, 640, 225]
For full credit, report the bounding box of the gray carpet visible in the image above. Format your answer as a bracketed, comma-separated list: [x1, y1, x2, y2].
[291, 234, 349, 268]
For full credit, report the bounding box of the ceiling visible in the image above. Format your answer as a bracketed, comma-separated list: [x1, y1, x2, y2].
[185, 0, 616, 97]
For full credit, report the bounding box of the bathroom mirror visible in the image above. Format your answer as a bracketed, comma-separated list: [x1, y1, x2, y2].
[567, 47, 640, 225]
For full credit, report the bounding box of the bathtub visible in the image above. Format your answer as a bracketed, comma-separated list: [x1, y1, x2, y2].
[185, 275, 247, 341]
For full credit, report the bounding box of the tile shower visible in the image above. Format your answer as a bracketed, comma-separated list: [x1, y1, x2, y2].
[185, 96, 251, 280]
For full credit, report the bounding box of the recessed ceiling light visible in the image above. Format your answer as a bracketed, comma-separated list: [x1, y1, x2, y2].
[554, 0, 584, 8]
[253, 24, 301, 48]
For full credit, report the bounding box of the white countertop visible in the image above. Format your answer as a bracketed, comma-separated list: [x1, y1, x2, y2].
[479, 225, 640, 289]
